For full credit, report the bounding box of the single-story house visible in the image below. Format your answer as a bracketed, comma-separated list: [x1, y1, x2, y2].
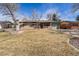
[19, 20, 60, 29]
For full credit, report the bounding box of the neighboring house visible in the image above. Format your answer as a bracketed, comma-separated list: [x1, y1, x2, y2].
[60, 21, 79, 29]
[0, 21, 13, 29]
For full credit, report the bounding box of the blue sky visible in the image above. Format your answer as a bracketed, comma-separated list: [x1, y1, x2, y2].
[0, 3, 79, 21]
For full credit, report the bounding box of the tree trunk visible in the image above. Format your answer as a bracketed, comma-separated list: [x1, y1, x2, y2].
[6, 5, 17, 31]
[11, 14, 18, 31]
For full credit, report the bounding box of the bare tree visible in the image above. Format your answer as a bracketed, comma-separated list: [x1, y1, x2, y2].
[72, 3, 79, 12]
[37, 13, 43, 21]
[47, 13, 61, 29]
[47, 13, 59, 21]
[0, 3, 19, 31]
[76, 15, 79, 21]
[31, 9, 37, 21]
[31, 9, 43, 28]
[31, 9, 42, 21]
[72, 4, 79, 22]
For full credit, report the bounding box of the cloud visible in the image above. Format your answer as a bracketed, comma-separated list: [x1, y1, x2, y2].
[59, 9, 76, 21]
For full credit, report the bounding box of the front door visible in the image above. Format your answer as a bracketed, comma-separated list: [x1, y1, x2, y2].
[40, 23, 43, 29]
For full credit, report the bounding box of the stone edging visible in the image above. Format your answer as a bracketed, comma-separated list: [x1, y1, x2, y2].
[67, 38, 79, 52]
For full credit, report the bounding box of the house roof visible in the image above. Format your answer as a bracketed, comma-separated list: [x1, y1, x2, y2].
[19, 20, 60, 23]
[61, 21, 79, 25]
[0, 21, 13, 25]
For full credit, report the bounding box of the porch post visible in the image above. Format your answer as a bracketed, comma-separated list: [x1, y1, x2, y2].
[49, 22, 52, 29]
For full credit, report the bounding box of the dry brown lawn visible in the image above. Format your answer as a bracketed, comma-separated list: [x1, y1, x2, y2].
[0, 28, 79, 56]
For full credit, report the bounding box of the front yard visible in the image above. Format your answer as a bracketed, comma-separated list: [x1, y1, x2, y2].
[0, 28, 79, 55]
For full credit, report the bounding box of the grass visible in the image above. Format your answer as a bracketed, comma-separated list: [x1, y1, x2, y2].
[0, 28, 79, 56]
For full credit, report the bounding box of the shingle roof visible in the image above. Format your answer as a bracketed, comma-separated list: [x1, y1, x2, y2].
[0, 21, 13, 25]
